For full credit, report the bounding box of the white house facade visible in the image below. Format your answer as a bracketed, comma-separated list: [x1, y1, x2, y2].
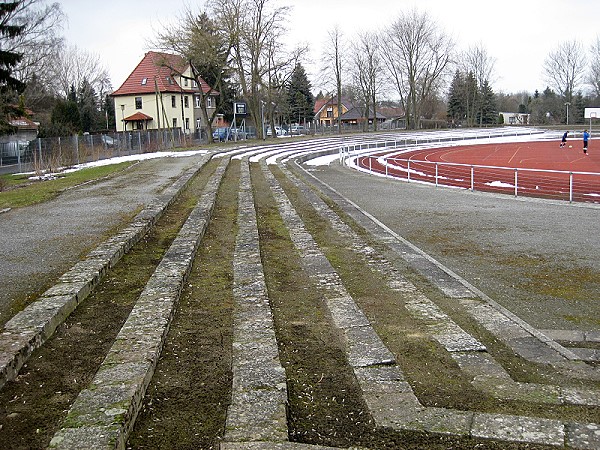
[111, 51, 217, 135]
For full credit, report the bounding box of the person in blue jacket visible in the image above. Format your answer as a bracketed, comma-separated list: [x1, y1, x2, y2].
[560, 131, 568, 148]
[583, 129, 590, 155]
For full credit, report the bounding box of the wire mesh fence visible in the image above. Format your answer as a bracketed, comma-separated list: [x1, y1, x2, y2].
[0, 129, 208, 175]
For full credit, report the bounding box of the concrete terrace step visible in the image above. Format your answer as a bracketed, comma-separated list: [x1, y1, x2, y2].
[0, 133, 598, 449]
[48, 157, 229, 449]
[0, 155, 211, 391]
[223, 159, 288, 443]
[277, 159, 600, 408]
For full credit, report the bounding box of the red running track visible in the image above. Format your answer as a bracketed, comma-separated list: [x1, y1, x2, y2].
[357, 141, 600, 203]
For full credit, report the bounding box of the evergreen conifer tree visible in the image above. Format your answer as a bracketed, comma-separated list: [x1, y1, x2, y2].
[286, 63, 314, 124]
[78, 78, 98, 132]
[478, 80, 497, 125]
[0, 1, 25, 134]
[447, 70, 465, 126]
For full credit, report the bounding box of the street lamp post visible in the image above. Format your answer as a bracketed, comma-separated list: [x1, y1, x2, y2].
[260, 100, 265, 140]
[120, 104, 125, 132]
[564, 102, 571, 125]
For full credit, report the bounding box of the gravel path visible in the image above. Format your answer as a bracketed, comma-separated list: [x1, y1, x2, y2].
[0, 154, 207, 325]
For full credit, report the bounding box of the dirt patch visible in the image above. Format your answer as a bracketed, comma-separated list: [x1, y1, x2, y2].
[127, 161, 239, 449]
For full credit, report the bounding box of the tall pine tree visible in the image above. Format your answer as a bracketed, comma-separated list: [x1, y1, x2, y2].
[477, 80, 497, 125]
[0, 1, 25, 134]
[285, 63, 314, 125]
[447, 70, 465, 126]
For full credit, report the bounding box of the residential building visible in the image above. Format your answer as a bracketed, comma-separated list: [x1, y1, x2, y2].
[339, 106, 387, 127]
[111, 51, 217, 135]
[0, 116, 39, 158]
[314, 96, 353, 127]
[499, 112, 530, 125]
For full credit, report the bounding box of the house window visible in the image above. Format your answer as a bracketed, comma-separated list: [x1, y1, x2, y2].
[185, 118, 190, 130]
[195, 96, 201, 108]
[192, 80, 197, 88]
[166, 76, 173, 85]
[171, 95, 176, 108]
[326, 107, 333, 118]
[196, 118, 201, 129]
[172, 118, 177, 128]
[135, 97, 142, 109]
[184, 96, 189, 108]
[141, 78, 147, 85]
[184, 78, 188, 87]
[206, 96, 213, 108]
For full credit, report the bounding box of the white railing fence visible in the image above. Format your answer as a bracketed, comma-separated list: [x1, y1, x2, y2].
[339, 130, 600, 204]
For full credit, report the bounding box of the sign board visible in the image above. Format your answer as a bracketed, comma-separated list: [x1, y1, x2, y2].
[584, 107, 600, 119]
[234, 102, 247, 115]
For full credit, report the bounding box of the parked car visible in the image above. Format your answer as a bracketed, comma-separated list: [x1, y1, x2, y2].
[266, 126, 287, 137]
[212, 127, 231, 142]
[230, 128, 247, 140]
[289, 125, 305, 135]
[101, 135, 115, 146]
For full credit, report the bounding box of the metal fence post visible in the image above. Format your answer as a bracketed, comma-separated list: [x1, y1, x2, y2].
[569, 172, 573, 203]
[514, 168, 518, 197]
[75, 135, 80, 165]
[407, 160, 411, 182]
[470, 166, 474, 191]
[435, 163, 439, 187]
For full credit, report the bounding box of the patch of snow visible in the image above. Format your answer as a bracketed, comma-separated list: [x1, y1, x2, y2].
[486, 180, 515, 188]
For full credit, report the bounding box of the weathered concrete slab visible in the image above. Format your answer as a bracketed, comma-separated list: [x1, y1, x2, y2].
[471, 412, 565, 446]
[224, 160, 288, 445]
[220, 442, 345, 449]
[566, 422, 600, 449]
[343, 325, 396, 367]
[49, 157, 227, 449]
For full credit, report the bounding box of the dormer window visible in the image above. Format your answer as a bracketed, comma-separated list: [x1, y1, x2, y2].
[141, 78, 147, 85]
[166, 76, 173, 85]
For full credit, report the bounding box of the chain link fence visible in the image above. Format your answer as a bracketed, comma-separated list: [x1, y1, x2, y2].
[0, 128, 210, 175]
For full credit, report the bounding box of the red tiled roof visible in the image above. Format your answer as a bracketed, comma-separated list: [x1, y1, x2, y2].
[124, 111, 153, 121]
[112, 51, 214, 97]
[9, 117, 38, 129]
[314, 96, 354, 114]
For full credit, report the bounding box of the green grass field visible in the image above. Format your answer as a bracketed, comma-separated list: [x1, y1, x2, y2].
[0, 162, 134, 209]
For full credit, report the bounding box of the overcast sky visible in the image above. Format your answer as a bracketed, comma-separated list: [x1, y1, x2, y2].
[58, 0, 600, 96]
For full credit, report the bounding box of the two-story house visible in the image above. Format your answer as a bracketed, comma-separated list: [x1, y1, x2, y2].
[111, 51, 217, 135]
[314, 96, 353, 127]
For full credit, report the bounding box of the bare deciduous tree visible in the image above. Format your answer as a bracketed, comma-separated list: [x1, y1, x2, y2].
[320, 26, 345, 133]
[152, 6, 233, 142]
[1, 0, 65, 84]
[543, 39, 586, 102]
[210, 0, 297, 139]
[383, 8, 454, 129]
[350, 31, 381, 132]
[459, 43, 496, 89]
[48, 45, 111, 100]
[458, 43, 496, 126]
[589, 36, 600, 98]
